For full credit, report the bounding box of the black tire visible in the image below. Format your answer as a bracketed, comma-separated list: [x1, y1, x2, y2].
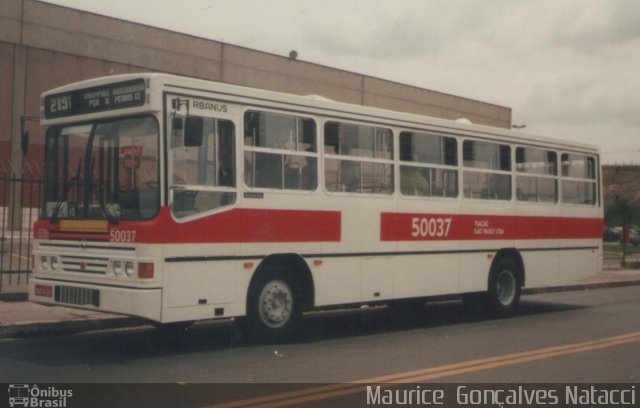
[486, 257, 522, 317]
[462, 292, 486, 316]
[244, 272, 301, 342]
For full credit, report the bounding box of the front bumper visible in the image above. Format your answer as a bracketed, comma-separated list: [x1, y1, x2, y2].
[29, 278, 162, 322]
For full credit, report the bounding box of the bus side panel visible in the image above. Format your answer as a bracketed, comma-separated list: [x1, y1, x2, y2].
[459, 251, 496, 293]
[393, 251, 460, 299]
[313, 195, 396, 306]
[162, 253, 245, 323]
[361, 256, 394, 301]
[392, 197, 462, 299]
[166, 261, 236, 307]
[312, 257, 364, 306]
[557, 243, 600, 286]
[556, 206, 603, 285]
[311, 256, 395, 305]
[520, 249, 559, 288]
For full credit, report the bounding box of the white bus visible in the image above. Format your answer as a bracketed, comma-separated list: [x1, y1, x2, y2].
[29, 73, 603, 339]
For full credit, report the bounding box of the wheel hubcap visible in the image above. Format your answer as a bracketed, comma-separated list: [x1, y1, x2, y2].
[258, 280, 293, 328]
[496, 269, 516, 306]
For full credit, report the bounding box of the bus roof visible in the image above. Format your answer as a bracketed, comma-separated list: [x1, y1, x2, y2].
[41, 72, 599, 154]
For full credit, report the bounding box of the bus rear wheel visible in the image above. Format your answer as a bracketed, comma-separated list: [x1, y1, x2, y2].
[486, 257, 522, 317]
[244, 272, 301, 341]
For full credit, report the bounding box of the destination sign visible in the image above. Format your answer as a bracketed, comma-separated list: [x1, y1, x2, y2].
[44, 78, 146, 119]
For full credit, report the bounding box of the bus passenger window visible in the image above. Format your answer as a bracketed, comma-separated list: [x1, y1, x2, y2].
[324, 121, 393, 194]
[463, 140, 511, 201]
[515, 147, 557, 203]
[170, 115, 236, 219]
[399, 131, 458, 198]
[560, 153, 597, 205]
[244, 110, 317, 191]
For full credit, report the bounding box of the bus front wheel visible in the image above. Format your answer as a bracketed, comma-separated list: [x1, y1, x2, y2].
[244, 272, 301, 341]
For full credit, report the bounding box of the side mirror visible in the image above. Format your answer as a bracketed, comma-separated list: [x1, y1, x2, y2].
[184, 117, 203, 147]
[172, 116, 184, 130]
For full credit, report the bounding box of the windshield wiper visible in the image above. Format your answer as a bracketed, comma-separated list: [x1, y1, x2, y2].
[50, 159, 82, 224]
[90, 158, 119, 225]
[96, 189, 119, 224]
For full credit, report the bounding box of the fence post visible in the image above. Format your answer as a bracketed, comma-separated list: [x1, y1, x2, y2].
[622, 224, 628, 268]
[8, 168, 24, 232]
[622, 199, 630, 268]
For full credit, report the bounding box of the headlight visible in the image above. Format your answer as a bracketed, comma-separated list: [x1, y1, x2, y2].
[40, 256, 49, 270]
[50, 256, 59, 270]
[113, 261, 123, 276]
[125, 262, 135, 277]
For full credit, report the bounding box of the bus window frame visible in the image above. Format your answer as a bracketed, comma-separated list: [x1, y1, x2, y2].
[168, 114, 238, 220]
[514, 146, 559, 204]
[242, 108, 319, 193]
[398, 129, 459, 199]
[323, 119, 395, 196]
[461, 138, 512, 201]
[42, 114, 161, 221]
[559, 152, 598, 206]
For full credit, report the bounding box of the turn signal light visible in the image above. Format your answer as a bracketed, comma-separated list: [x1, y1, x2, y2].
[138, 262, 154, 279]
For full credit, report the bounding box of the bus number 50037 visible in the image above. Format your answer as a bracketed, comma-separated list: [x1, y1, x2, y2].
[110, 229, 137, 243]
[411, 217, 452, 238]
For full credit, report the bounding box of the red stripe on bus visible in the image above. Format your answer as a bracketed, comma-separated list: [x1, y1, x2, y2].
[380, 213, 603, 241]
[36, 208, 342, 244]
[136, 207, 342, 244]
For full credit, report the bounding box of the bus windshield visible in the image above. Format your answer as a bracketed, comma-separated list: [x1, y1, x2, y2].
[42, 116, 160, 222]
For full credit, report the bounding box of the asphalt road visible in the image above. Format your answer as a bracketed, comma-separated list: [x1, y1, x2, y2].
[1, 285, 639, 387]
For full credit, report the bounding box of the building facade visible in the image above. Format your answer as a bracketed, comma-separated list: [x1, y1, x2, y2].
[1, 0, 511, 176]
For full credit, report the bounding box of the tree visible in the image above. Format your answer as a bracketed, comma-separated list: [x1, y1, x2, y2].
[605, 196, 640, 226]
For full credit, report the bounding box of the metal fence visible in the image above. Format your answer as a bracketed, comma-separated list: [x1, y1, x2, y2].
[0, 171, 42, 294]
[603, 226, 640, 269]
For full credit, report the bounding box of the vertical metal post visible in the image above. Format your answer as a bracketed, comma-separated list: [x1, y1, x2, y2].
[622, 200, 629, 268]
[0, 177, 6, 292]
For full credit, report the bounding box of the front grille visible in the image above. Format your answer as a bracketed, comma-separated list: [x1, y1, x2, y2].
[60, 255, 109, 274]
[55, 286, 100, 307]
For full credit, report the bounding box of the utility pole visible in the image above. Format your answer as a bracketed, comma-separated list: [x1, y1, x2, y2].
[7, 0, 27, 232]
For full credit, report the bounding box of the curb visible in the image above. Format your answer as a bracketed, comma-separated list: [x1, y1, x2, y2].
[1, 279, 640, 340]
[523, 278, 640, 295]
[0, 317, 144, 340]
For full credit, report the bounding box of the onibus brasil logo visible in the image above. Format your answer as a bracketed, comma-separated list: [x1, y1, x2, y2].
[8, 384, 73, 408]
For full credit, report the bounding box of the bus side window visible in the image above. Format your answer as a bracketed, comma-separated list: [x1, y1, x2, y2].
[243, 110, 317, 191]
[516, 147, 558, 203]
[463, 140, 511, 201]
[560, 153, 597, 205]
[324, 121, 393, 194]
[399, 131, 458, 198]
[170, 115, 236, 219]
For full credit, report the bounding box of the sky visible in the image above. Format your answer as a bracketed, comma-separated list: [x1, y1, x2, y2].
[42, 0, 640, 164]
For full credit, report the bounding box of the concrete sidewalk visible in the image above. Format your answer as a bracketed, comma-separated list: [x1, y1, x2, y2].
[1, 269, 640, 339]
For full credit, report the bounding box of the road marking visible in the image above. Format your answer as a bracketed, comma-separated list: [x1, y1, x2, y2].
[206, 331, 640, 408]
